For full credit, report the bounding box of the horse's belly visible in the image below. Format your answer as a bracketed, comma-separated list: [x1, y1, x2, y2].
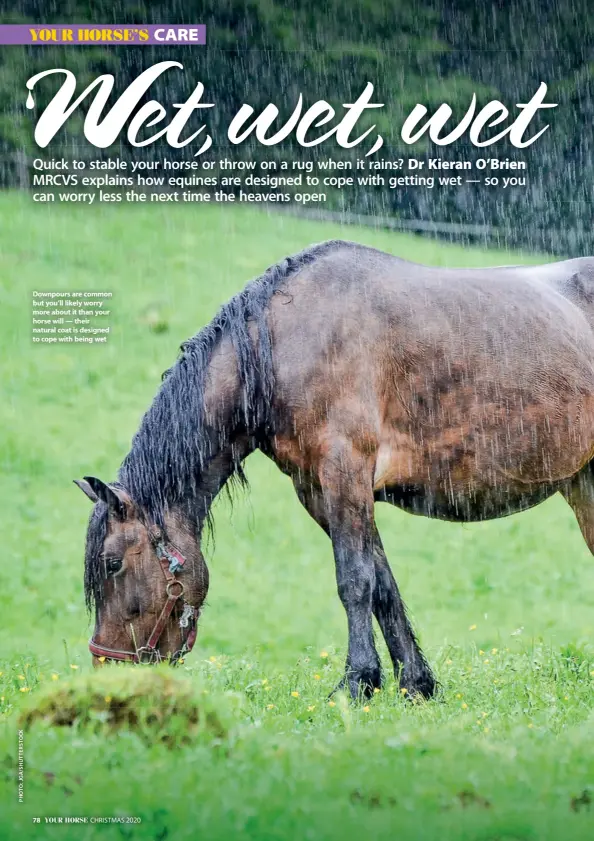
[375, 482, 560, 522]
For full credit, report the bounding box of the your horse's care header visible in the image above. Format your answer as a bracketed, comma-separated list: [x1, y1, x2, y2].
[26, 61, 557, 156]
[0, 24, 207, 44]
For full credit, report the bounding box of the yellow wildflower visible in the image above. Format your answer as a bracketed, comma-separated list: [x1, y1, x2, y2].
[307, 705, 316, 712]
[484, 659, 490, 664]
[208, 656, 217, 663]
[17, 675, 25, 681]
[469, 624, 477, 631]
[479, 650, 485, 656]
[19, 687, 30, 693]
[261, 678, 268, 685]
[314, 674, 321, 680]
[400, 687, 408, 695]
[291, 691, 299, 698]
[104, 696, 112, 703]
[70, 664, 79, 670]
[328, 700, 336, 707]
[446, 659, 453, 665]
[320, 651, 329, 658]
[266, 704, 275, 710]
[51, 674, 59, 681]
[461, 702, 468, 710]
[455, 693, 462, 699]
[491, 648, 498, 655]
[363, 705, 370, 713]
[98, 656, 106, 663]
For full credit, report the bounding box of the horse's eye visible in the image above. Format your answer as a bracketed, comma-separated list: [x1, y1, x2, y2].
[105, 557, 123, 576]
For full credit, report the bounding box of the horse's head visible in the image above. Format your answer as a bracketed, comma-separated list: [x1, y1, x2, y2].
[75, 477, 208, 666]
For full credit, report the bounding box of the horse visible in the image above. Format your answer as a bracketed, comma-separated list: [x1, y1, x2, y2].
[76, 239, 594, 700]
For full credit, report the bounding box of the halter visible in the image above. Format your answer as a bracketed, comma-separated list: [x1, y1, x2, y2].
[89, 536, 199, 664]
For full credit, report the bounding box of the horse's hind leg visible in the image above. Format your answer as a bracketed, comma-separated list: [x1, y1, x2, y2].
[294, 478, 435, 699]
[560, 467, 594, 554]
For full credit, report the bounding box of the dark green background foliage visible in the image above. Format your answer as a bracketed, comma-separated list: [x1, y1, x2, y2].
[0, 1, 593, 250]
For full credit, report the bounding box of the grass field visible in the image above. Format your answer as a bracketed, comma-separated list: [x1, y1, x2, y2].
[1, 192, 594, 840]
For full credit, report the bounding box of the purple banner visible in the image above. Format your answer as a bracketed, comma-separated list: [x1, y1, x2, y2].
[0, 24, 206, 45]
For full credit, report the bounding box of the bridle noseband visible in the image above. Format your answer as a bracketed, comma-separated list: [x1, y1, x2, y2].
[89, 533, 199, 665]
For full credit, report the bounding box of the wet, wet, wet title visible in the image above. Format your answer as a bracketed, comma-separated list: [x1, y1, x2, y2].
[25, 62, 557, 158]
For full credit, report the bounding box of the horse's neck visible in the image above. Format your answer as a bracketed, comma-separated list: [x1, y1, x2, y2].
[120, 332, 257, 531]
[195, 436, 252, 508]
[192, 342, 255, 524]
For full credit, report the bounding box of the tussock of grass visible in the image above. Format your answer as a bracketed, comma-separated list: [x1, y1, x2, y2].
[18, 668, 230, 747]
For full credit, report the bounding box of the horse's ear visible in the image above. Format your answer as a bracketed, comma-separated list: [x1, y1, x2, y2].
[81, 476, 132, 521]
[73, 478, 99, 504]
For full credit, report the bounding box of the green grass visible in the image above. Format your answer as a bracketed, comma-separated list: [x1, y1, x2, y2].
[1, 192, 593, 840]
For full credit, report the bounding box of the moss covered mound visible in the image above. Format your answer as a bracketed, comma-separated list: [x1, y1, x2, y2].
[19, 669, 229, 748]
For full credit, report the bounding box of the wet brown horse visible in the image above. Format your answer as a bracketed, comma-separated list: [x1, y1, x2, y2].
[76, 240, 594, 699]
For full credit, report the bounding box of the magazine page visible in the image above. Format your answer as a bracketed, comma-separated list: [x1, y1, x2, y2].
[1, 3, 593, 839]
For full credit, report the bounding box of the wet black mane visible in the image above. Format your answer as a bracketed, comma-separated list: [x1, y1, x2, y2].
[84, 239, 353, 609]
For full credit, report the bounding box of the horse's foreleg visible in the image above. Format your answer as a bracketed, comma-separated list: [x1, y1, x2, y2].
[372, 530, 436, 698]
[295, 481, 435, 698]
[302, 440, 382, 699]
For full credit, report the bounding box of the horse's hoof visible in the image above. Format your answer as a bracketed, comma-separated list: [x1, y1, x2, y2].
[400, 670, 437, 701]
[330, 666, 383, 701]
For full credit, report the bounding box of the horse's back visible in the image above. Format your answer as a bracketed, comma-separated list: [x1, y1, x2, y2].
[271, 241, 594, 390]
